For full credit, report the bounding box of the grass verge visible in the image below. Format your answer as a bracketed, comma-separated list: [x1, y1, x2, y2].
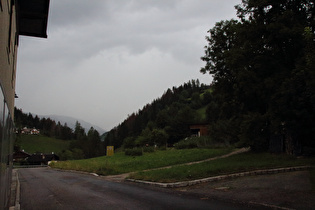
[50, 148, 233, 175]
[16, 134, 70, 155]
[128, 152, 315, 183]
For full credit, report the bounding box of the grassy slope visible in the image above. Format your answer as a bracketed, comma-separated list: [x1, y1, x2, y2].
[51, 148, 233, 175]
[51, 148, 314, 186]
[16, 134, 70, 155]
[129, 152, 315, 183]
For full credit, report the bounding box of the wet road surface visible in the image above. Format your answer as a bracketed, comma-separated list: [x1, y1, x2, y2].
[18, 167, 252, 210]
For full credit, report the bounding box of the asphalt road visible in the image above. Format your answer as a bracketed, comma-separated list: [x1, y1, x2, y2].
[18, 167, 252, 210]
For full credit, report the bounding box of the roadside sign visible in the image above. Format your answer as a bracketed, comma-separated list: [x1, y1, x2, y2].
[107, 146, 114, 156]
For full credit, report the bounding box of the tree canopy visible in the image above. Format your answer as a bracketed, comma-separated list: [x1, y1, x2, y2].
[201, 0, 315, 154]
[104, 80, 210, 149]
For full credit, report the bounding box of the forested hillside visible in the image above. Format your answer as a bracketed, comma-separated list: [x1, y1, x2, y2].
[14, 109, 104, 159]
[15, 108, 74, 140]
[104, 79, 211, 149]
[105, 0, 315, 156]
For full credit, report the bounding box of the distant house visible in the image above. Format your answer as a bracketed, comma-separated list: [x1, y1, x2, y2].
[31, 128, 40, 135]
[190, 124, 209, 137]
[21, 127, 40, 135]
[21, 127, 30, 134]
[13, 150, 31, 162]
[26, 153, 59, 165]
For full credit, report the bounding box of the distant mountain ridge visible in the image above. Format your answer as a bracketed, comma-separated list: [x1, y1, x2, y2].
[38, 114, 106, 135]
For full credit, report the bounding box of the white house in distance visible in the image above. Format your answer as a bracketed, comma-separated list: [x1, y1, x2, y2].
[21, 127, 40, 135]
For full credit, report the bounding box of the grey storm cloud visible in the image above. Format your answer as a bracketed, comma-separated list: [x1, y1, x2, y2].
[16, 0, 240, 131]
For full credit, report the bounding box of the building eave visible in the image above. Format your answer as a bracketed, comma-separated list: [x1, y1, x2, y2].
[17, 0, 50, 38]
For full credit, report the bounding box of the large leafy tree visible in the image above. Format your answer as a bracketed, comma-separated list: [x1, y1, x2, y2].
[201, 0, 315, 153]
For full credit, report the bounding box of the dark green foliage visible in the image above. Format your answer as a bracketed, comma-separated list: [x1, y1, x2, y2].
[123, 137, 136, 149]
[200, 0, 315, 154]
[150, 129, 169, 148]
[202, 91, 212, 105]
[174, 139, 198, 149]
[71, 125, 105, 159]
[142, 146, 155, 153]
[104, 79, 211, 149]
[14, 108, 74, 140]
[124, 148, 143, 156]
[14, 110, 105, 160]
[175, 136, 229, 149]
[238, 113, 269, 151]
[85, 127, 104, 158]
[135, 127, 152, 146]
[74, 121, 85, 140]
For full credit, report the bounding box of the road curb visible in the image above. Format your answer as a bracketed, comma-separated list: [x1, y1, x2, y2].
[9, 169, 20, 210]
[126, 166, 312, 188]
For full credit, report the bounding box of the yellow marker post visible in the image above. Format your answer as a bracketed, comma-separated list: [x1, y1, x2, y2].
[107, 146, 114, 156]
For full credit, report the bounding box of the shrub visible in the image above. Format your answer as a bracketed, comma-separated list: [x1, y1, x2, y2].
[175, 139, 198, 149]
[124, 148, 143, 156]
[174, 136, 228, 149]
[122, 137, 136, 149]
[151, 129, 169, 148]
[142, 146, 155, 153]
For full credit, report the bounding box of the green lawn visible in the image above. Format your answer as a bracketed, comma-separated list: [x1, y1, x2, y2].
[50, 148, 233, 175]
[16, 134, 70, 155]
[129, 152, 315, 183]
[50, 147, 315, 187]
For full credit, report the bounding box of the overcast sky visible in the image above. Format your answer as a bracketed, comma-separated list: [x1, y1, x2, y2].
[15, 0, 240, 131]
